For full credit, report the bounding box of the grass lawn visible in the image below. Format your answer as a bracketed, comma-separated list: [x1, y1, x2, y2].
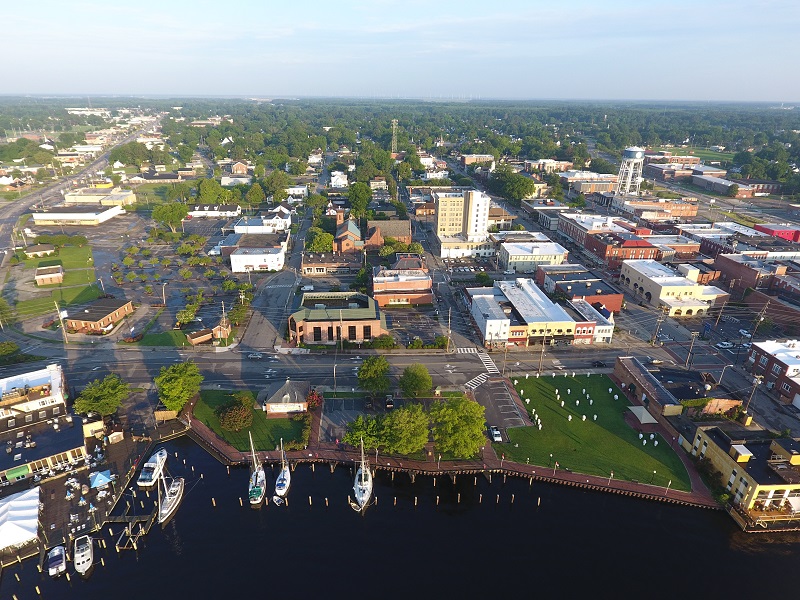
[194, 390, 303, 451]
[23, 246, 94, 270]
[136, 330, 189, 346]
[132, 183, 170, 200]
[654, 147, 734, 163]
[505, 374, 691, 492]
[15, 284, 102, 319]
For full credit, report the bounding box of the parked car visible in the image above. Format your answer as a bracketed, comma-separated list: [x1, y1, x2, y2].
[489, 425, 502, 443]
[740, 342, 752, 349]
[248, 352, 263, 360]
[716, 342, 734, 350]
[591, 360, 607, 368]
[739, 329, 752, 338]
[385, 395, 394, 410]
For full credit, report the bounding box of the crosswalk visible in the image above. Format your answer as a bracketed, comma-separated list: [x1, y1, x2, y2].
[465, 373, 489, 390]
[457, 347, 478, 354]
[269, 284, 295, 289]
[477, 353, 500, 374]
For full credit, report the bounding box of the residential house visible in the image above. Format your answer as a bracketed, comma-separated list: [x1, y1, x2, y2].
[23, 244, 55, 259]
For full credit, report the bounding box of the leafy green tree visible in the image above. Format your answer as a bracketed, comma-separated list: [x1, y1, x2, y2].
[429, 395, 486, 458]
[179, 268, 192, 280]
[370, 334, 396, 349]
[152, 203, 189, 233]
[381, 403, 430, 455]
[727, 184, 739, 198]
[305, 227, 334, 253]
[348, 182, 372, 218]
[399, 364, 432, 398]
[407, 242, 424, 254]
[222, 279, 238, 292]
[197, 178, 224, 204]
[0, 341, 20, 356]
[343, 414, 382, 451]
[245, 182, 266, 206]
[125, 272, 138, 283]
[74, 374, 130, 417]
[358, 355, 391, 396]
[166, 182, 192, 202]
[122, 256, 135, 267]
[155, 362, 203, 412]
[475, 272, 493, 286]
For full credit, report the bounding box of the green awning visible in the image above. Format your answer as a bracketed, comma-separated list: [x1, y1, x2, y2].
[5, 465, 31, 480]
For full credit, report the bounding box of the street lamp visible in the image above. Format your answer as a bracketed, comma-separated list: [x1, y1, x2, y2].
[161, 281, 168, 305]
[744, 375, 763, 414]
[97, 278, 105, 293]
[650, 470, 657, 484]
[718, 364, 733, 387]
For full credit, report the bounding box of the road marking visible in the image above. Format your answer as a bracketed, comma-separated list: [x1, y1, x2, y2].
[465, 373, 489, 390]
[477, 353, 500, 374]
[457, 347, 478, 354]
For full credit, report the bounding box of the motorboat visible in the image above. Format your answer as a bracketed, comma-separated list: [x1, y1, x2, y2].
[248, 431, 266, 507]
[351, 437, 373, 512]
[47, 545, 66, 578]
[137, 447, 168, 488]
[158, 474, 185, 525]
[73, 535, 93, 576]
[273, 438, 290, 505]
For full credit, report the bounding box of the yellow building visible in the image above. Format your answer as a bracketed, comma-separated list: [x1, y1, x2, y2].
[684, 426, 800, 529]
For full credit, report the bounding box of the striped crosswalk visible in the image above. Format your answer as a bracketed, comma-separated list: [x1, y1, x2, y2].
[457, 347, 478, 354]
[465, 373, 489, 390]
[477, 353, 500, 374]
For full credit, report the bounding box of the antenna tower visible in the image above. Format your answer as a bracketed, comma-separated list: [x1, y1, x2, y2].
[391, 119, 398, 154]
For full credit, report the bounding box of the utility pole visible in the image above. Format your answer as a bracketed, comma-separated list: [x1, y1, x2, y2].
[685, 331, 699, 368]
[54, 300, 68, 345]
[339, 309, 343, 351]
[650, 309, 667, 346]
[744, 375, 763, 414]
[714, 301, 728, 327]
[538, 328, 549, 373]
[446, 307, 452, 353]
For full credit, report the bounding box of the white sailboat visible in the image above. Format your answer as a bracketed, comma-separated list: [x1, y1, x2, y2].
[248, 431, 266, 507]
[73, 535, 93, 576]
[157, 470, 185, 525]
[351, 437, 373, 512]
[273, 437, 290, 505]
[137, 447, 167, 488]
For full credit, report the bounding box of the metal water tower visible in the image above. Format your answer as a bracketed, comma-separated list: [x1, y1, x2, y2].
[615, 146, 645, 195]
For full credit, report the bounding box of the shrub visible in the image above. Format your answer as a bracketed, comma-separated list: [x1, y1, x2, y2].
[306, 389, 324, 410]
[216, 393, 253, 432]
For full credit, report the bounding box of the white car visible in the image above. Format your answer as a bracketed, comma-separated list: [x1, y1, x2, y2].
[739, 329, 752, 338]
[716, 342, 734, 350]
[489, 426, 502, 443]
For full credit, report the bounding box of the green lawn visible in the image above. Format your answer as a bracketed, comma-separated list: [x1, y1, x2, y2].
[194, 390, 303, 451]
[23, 246, 94, 270]
[505, 374, 691, 491]
[653, 146, 734, 163]
[14, 284, 102, 319]
[136, 330, 189, 346]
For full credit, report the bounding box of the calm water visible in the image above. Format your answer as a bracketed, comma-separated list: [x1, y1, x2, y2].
[3, 436, 800, 599]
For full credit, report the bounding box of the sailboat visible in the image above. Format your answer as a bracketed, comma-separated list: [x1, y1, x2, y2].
[248, 431, 266, 507]
[351, 437, 373, 512]
[273, 438, 290, 505]
[157, 470, 185, 525]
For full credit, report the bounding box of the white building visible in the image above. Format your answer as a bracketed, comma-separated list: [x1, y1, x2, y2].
[421, 169, 450, 180]
[569, 299, 614, 344]
[232, 213, 291, 234]
[499, 242, 569, 273]
[285, 185, 308, 199]
[329, 171, 349, 188]
[433, 189, 492, 258]
[230, 246, 286, 273]
[221, 176, 253, 187]
[187, 204, 242, 218]
[31, 205, 125, 226]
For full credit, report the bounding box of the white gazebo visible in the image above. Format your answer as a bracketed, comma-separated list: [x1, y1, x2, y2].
[0, 487, 40, 551]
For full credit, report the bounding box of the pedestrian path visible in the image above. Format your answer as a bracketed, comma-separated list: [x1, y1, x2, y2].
[478, 352, 500, 374]
[268, 284, 294, 289]
[465, 373, 489, 390]
[457, 347, 478, 354]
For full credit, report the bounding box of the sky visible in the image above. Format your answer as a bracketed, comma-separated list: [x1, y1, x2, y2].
[3, 0, 799, 102]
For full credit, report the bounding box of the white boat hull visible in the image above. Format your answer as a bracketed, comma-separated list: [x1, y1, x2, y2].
[274, 466, 290, 498]
[73, 536, 93, 576]
[138, 448, 168, 488]
[158, 477, 185, 524]
[249, 466, 266, 506]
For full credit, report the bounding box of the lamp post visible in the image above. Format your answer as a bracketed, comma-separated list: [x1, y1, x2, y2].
[608, 471, 613, 486]
[161, 281, 168, 305]
[718, 364, 733, 387]
[97, 278, 105, 293]
[650, 470, 657, 484]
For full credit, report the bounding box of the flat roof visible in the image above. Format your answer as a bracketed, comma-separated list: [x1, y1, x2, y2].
[33, 205, 117, 215]
[0, 417, 85, 474]
[0, 364, 63, 402]
[502, 242, 567, 256]
[495, 278, 573, 324]
[473, 295, 508, 322]
[231, 247, 282, 256]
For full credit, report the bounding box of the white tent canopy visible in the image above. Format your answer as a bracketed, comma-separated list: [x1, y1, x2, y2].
[0, 487, 40, 550]
[628, 406, 658, 425]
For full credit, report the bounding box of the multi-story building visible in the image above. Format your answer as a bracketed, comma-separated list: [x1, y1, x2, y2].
[584, 232, 658, 269]
[556, 213, 633, 246]
[754, 223, 800, 243]
[559, 171, 618, 195]
[287, 292, 387, 346]
[637, 234, 701, 261]
[610, 196, 699, 221]
[643, 150, 701, 166]
[371, 254, 432, 307]
[466, 278, 577, 348]
[498, 242, 569, 273]
[619, 259, 729, 316]
[521, 199, 570, 231]
[63, 187, 136, 206]
[714, 254, 788, 293]
[692, 175, 754, 198]
[643, 163, 696, 181]
[460, 154, 495, 167]
[433, 189, 492, 258]
[747, 340, 800, 407]
[524, 159, 573, 173]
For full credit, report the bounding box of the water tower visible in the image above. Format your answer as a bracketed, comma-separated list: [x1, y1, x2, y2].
[615, 146, 645, 195]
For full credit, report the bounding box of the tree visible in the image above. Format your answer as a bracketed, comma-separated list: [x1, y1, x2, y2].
[0, 341, 20, 356]
[305, 227, 334, 253]
[343, 414, 382, 451]
[348, 182, 372, 218]
[197, 178, 224, 204]
[370, 334, 397, 349]
[407, 242, 424, 254]
[245, 182, 266, 206]
[399, 364, 432, 398]
[429, 395, 486, 458]
[155, 362, 203, 412]
[727, 184, 739, 198]
[358, 355, 391, 396]
[152, 203, 189, 233]
[381, 403, 430, 454]
[217, 392, 253, 432]
[306, 389, 324, 410]
[475, 272, 493, 286]
[74, 374, 130, 417]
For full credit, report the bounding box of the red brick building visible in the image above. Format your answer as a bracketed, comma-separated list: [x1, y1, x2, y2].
[584, 232, 658, 269]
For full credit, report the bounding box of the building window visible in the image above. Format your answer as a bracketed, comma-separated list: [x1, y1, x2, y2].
[53, 407, 60, 415]
[759, 356, 768, 366]
[39, 411, 46, 419]
[772, 363, 783, 375]
[348, 326, 357, 341]
[313, 327, 322, 342]
[25, 414, 33, 423]
[363, 325, 372, 340]
[782, 382, 792, 392]
[7, 419, 14, 428]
